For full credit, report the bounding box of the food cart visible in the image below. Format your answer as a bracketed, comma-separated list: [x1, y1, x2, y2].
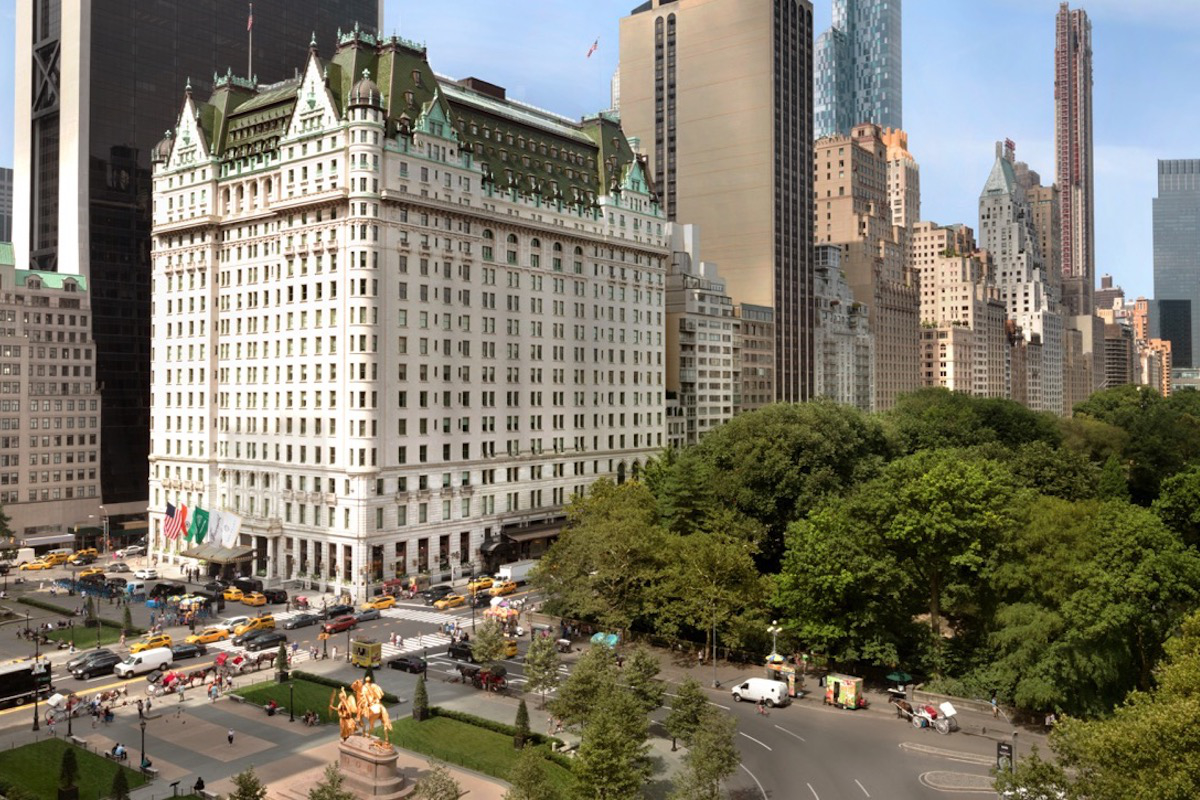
[822, 673, 867, 709]
[350, 638, 382, 669]
[764, 654, 801, 697]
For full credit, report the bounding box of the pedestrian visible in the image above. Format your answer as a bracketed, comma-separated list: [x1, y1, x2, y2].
[150, 612, 155, 627]
[137, 699, 145, 720]
[332, 645, 338, 661]
[177, 688, 185, 716]
[146, 697, 153, 716]
[227, 728, 235, 746]
[990, 691, 999, 719]
[48, 717, 56, 736]
[120, 633, 126, 647]
[1045, 711, 1057, 730]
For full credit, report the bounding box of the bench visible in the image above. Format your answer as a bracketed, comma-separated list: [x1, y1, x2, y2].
[68, 735, 86, 747]
[229, 694, 247, 704]
[263, 704, 286, 717]
[104, 751, 129, 762]
[142, 766, 159, 778]
[199, 791, 221, 800]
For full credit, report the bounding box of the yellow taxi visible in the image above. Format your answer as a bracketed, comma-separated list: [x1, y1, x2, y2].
[362, 595, 396, 611]
[129, 634, 172, 654]
[466, 576, 494, 593]
[223, 587, 244, 601]
[434, 594, 466, 610]
[73, 548, 99, 559]
[19, 560, 53, 571]
[42, 553, 72, 566]
[241, 592, 267, 607]
[502, 638, 519, 658]
[186, 627, 229, 645]
[233, 615, 275, 637]
[78, 567, 105, 580]
[489, 581, 518, 597]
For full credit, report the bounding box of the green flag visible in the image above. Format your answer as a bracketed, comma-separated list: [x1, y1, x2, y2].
[188, 508, 210, 544]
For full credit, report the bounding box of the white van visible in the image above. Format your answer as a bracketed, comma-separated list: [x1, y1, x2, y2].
[113, 647, 173, 678]
[125, 581, 147, 597]
[48, 547, 74, 557]
[731, 678, 790, 708]
[0, 547, 35, 566]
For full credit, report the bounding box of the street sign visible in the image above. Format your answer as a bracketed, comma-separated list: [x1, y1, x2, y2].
[997, 741, 1014, 773]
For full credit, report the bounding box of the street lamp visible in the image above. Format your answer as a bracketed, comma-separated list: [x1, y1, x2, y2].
[139, 719, 147, 770]
[289, 682, 295, 723]
[29, 611, 40, 731]
[101, 506, 110, 555]
[767, 621, 783, 657]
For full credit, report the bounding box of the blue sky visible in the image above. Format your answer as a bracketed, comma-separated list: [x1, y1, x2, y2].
[1, 0, 1195, 299]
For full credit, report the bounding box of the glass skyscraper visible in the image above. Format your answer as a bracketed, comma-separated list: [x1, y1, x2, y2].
[1153, 159, 1200, 369]
[14, 0, 380, 512]
[814, 0, 902, 139]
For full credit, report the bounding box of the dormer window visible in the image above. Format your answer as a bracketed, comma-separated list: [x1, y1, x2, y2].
[412, 70, 422, 86]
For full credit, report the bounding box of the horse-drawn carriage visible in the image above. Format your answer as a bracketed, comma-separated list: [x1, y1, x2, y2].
[890, 697, 960, 734]
[457, 663, 508, 692]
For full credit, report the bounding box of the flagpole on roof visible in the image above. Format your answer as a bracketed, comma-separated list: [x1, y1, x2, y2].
[248, 3, 253, 82]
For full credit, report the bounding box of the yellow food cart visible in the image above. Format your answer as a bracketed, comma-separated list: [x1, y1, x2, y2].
[350, 638, 382, 669]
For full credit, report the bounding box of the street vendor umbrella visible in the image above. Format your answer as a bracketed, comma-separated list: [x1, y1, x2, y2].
[766, 653, 787, 664]
[887, 671, 913, 684]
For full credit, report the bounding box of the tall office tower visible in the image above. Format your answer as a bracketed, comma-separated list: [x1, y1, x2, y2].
[880, 128, 919, 230]
[1094, 274, 1124, 313]
[0, 244, 100, 542]
[619, 0, 816, 402]
[813, 245, 873, 410]
[1153, 159, 1200, 370]
[814, 123, 919, 411]
[13, 0, 380, 526]
[910, 222, 1008, 398]
[979, 141, 1064, 414]
[664, 224, 739, 448]
[1055, 2, 1095, 317]
[148, 31, 668, 597]
[0, 168, 12, 242]
[814, 0, 902, 139]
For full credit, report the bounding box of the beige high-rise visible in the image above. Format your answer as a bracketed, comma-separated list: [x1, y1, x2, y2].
[620, 0, 815, 402]
[814, 123, 919, 410]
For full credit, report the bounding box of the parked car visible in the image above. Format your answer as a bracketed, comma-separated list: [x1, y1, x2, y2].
[388, 655, 428, 674]
[186, 627, 230, 645]
[320, 603, 354, 619]
[170, 642, 208, 660]
[322, 615, 357, 634]
[133, 568, 158, 580]
[355, 608, 382, 622]
[730, 678, 790, 708]
[108, 562, 132, 573]
[118, 545, 146, 558]
[421, 585, 454, 605]
[245, 632, 287, 652]
[72, 650, 122, 679]
[361, 595, 396, 611]
[447, 642, 475, 662]
[130, 634, 173, 654]
[283, 613, 319, 630]
[262, 589, 288, 604]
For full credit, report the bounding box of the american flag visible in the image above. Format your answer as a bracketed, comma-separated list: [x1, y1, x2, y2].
[164, 502, 189, 540]
[586, 38, 598, 58]
[248, 3, 253, 32]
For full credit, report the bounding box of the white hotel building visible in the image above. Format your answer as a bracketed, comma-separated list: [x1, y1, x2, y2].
[149, 28, 668, 599]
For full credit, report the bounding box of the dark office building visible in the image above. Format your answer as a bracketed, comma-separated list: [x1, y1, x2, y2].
[1153, 160, 1200, 369]
[14, 0, 381, 511]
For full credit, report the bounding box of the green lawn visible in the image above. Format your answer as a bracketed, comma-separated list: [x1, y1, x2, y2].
[389, 715, 575, 792]
[0, 739, 147, 800]
[45, 624, 124, 647]
[234, 678, 340, 723]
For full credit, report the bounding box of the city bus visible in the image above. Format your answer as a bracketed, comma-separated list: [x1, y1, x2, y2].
[0, 659, 53, 708]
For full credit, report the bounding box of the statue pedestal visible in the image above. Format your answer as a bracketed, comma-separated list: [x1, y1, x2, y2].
[338, 736, 409, 800]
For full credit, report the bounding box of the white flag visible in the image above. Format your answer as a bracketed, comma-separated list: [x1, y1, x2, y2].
[212, 511, 243, 548]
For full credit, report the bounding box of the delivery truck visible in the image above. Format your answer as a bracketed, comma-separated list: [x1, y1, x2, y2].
[495, 560, 538, 585]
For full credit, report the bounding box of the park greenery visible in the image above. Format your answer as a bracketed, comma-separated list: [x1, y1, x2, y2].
[532, 388, 1200, 726]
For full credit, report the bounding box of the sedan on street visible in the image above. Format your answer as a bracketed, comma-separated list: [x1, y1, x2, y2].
[283, 613, 319, 630]
[133, 568, 158, 580]
[434, 594, 466, 610]
[170, 643, 208, 660]
[246, 631, 287, 652]
[118, 545, 145, 558]
[321, 603, 354, 619]
[72, 651, 123, 679]
[355, 608, 382, 622]
[388, 655, 427, 674]
[109, 562, 132, 573]
[322, 615, 357, 634]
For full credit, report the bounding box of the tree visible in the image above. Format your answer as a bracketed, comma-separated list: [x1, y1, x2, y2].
[572, 690, 652, 800]
[504, 747, 560, 800]
[664, 678, 708, 750]
[1006, 440, 1099, 501]
[514, 699, 530, 749]
[523, 635, 561, 709]
[1153, 464, 1200, 548]
[412, 675, 429, 721]
[669, 709, 739, 800]
[308, 764, 357, 800]
[533, 479, 669, 636]
[1097, 454, 1130, 501]
[110, 768, 130, 800]
[550, 646, 616, 728]
[0, 502, 12, 541]
[620, 646, 663, 713]
[278, 642, 289, 677]
[471, 619, 507, 665]
[85, 597, 97, 626]
[229, 768, 268, 800]
[411, 763, 461, 800]
[992, 747, 1071, 800]
[886, 389, 1061, 455]
[122, 606, 133, 634]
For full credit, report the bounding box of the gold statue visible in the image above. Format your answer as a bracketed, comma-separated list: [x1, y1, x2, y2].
[351, 676, 393, 742]
[329, 687, 357, 741]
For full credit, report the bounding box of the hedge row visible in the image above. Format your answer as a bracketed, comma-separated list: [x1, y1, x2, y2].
[290, 669, 401, 705]
[429, 706, 572, 769]
[15, 597, 145, 634]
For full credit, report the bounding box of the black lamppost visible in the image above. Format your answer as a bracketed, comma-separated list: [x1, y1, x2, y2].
[345, 628, 351, 662]
[288, 683, 295, 723]
[29, 612, 40, 732]
[139, 719, 147, 770]
[67, 691, 74, 738]
[468, 563, 476, 633]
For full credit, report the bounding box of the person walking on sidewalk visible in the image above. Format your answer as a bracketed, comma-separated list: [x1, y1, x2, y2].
[227, 728, 235, 746]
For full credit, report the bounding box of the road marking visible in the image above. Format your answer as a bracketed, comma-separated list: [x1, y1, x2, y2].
[774, 724, 805, 742]
[738, 731, 773, 751]
[808, 782, 820, 799]
[739, 763, 768, 800]
[855, 778, 870, 797]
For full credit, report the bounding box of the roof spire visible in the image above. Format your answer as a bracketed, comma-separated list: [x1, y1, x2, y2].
[310, 31, 318, 51]
[185, 76, 192, 95]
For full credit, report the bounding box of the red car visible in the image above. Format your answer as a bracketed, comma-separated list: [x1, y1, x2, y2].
[322, 615, 357, 634]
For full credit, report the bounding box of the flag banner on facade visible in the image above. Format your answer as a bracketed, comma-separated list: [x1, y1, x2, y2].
[188, 508, 210, 544]
[164, 502, 183, 540]
[176, 504, 189, 541]
[211, 510, 243, 548]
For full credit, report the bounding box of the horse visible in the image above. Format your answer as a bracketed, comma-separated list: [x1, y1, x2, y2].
[349, 678, 392, 740]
